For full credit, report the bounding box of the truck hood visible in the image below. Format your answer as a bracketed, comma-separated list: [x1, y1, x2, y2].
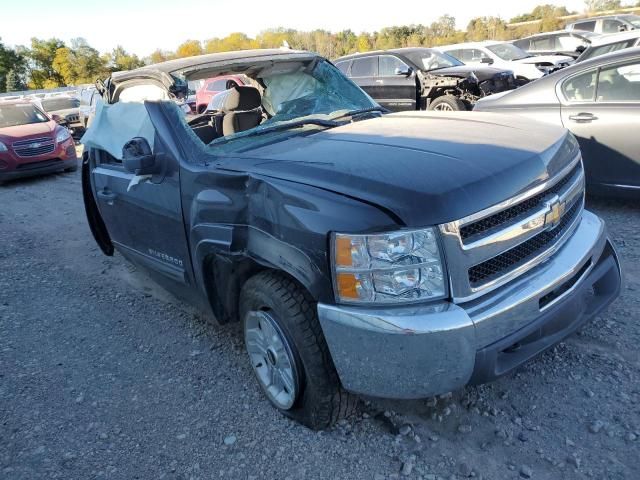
[223, 112, 573, 227]
[427, 65, 512, 82]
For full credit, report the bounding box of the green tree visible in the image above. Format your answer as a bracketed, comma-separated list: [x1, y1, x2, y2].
[27, 38, 66, 88]
[0, 38, 25, 92]
[109, 46, 144, 71]
[5, 69, 25, 92]
[466, 17, 509, 41]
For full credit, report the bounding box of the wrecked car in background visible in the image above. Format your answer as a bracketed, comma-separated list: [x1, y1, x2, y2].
[334, 47, 516, 111]
[36, 95, 83, 136]
[81, 49, 621, 429]
[439, 41, 573, 83]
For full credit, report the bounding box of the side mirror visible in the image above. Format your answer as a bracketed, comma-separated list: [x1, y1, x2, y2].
[122, 137, 157, 175]
[575, 45, 587, 54]
[618, 25, 628, 32]
[51, 113, 63, 123]
[481, 57, 494, 65]
[394, 66, 413, 76]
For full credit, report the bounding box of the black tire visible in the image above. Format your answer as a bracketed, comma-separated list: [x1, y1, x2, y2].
[428, 95, 468, 111]
[64, 165, 78, 173]
[240, 271, 358, 429]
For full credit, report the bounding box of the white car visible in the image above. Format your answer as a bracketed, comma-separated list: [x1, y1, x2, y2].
[438, 41, 573, 82]
[576, 29, 640, 63]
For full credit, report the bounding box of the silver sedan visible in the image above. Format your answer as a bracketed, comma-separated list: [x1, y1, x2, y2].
[475, 47, 640, 196]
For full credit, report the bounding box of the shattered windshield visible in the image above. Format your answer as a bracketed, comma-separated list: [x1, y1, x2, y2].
[0, 103, 49, 128]
[486, 43, 531, 61]
[402, 49, 463, 71]
[208, 58, 379, 151]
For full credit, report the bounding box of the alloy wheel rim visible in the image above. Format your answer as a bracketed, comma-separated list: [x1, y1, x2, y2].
[434, 103, 454, 111]
[244, 310, 299, 410]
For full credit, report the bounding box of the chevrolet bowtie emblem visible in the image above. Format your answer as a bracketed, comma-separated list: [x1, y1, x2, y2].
[544, 196, 565, 230]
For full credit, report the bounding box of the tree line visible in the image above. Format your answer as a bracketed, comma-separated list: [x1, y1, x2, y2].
[1, 1, 639, 93]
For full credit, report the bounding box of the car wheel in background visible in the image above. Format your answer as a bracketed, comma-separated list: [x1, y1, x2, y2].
[428, 95, 468, 111]
[240, 271, 358, 429]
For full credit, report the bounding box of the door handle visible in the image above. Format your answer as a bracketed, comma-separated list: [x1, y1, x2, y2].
[374, 79, 384, 84]
[568, 112, 598, 123]
[97, 189, 117, 204]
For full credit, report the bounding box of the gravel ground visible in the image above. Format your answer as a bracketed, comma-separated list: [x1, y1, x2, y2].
[1, 169, 638, 480]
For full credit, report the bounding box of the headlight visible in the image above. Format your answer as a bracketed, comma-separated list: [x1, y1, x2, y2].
[55, 128, 71, 143]
[331, 228, 446, 305]
[0, 141, 7, 152]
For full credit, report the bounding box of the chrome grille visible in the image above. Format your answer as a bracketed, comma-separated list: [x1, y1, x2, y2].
[468, 200, 581, 286]
[12, 137, 55, 158]
[439, 153, 585, 302]
[459, 163, 580, 242]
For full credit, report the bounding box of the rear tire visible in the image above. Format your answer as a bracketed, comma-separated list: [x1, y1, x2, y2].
[428, 95, 468, 111]
[240, 271, 358, 429]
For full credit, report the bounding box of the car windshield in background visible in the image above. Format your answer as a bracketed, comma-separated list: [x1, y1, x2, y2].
[402, 50, 463, 71]
[208, 59, 378, 151]
[0, 103, 49, 128]
[41, 97, 80, 111]
[623, 15, 640, 28]
[487, 43, 531, 61]
[579, 39, 638, 62]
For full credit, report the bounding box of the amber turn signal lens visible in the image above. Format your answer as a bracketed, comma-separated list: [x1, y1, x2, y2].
[335, 236, 353, 267]
[336, 273, 359, 299]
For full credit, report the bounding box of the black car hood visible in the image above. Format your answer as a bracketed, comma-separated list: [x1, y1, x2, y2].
[222, 112, 572, 227]
[427, 65, 511, 82]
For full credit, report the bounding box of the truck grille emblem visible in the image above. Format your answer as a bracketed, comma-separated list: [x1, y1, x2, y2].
[544, 196, 566, 230]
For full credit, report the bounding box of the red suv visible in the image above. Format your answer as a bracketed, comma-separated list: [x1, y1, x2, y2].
[0, 100, 77, 183]
[195, 75, 247, 113]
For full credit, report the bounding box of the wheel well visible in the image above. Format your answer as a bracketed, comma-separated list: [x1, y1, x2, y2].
[202, 255, 310, 324]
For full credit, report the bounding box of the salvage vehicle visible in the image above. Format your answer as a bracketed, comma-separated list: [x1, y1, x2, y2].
[37, 95, 83, 136]
[0, 100, 77, 183]
[81, 49, 621, 429]
[439, 41, 573, 82]
[475, 47, 640, 196]
[566, 14, 640, 34]
[334, 48, 516, 111]
[512, 30, 600, 59]
[575, 30, 640, 63]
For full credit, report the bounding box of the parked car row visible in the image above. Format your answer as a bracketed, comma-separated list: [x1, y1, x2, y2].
[79, 48, 623, 429]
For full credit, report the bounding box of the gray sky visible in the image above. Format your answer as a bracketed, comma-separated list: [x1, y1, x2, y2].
[5, 0, 587, 56]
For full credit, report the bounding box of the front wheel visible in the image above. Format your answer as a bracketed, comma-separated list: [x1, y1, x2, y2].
[240, 271, 357, 429]
[428, 95, 468, 111]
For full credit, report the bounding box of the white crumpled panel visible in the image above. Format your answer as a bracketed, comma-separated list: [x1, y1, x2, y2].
[262, 71, 318, 116]
[80, 101, 155, 160]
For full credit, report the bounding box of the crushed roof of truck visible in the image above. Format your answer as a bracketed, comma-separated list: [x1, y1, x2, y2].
[112, 49, 316, 81]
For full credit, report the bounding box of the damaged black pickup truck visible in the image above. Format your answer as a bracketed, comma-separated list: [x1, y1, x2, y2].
[82, 49, 621, 429]
[334, 47, 517, 111]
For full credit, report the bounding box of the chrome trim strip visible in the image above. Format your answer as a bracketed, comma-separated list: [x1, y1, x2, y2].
[12, 137, 55, 148]
[461, 202, 583, 302]
[456, 152, 582, 227]
[462, 167, 584, 259]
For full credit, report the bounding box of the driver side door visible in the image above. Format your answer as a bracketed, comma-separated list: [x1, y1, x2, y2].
[90, 83, 192, 285]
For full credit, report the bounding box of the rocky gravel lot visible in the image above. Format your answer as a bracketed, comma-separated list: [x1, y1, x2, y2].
[1, 169, 638, 480]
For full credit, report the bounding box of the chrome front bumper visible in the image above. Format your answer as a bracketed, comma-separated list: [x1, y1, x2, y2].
[317, 210, 621, 399]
